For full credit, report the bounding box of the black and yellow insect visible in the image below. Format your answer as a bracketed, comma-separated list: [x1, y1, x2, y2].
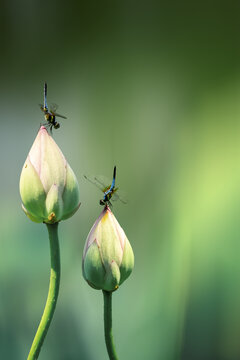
[39, 82, 67, 133]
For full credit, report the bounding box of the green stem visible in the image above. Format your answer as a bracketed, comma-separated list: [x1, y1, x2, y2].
[27, 222, 61, 360]
[103, 290, 119, 360]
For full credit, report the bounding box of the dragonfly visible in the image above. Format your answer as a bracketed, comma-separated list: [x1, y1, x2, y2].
[39, 82, 67, 133]
[84, 166, 127, 206]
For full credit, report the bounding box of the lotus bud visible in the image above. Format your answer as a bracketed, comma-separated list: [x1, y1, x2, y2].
[82, 206, 134, 291]
[19, 126, 80, 223]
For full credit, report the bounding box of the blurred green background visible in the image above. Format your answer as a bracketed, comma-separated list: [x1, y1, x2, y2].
[0, 1, 240, 359]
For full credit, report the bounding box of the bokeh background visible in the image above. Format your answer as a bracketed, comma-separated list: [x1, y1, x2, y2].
[0, 1, 240, 359]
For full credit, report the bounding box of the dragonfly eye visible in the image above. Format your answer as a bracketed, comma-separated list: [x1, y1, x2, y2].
[100, 199, 105, 206]
[54, 123, 60, 129]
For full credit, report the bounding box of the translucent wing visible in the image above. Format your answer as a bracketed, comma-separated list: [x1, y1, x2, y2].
[83, 175, 107, 192]
[111, 187, 127, 204]
[53, 112, 67, 119]
[49, 103, 67, 119]
[93, 175, 112, 192]
[49, 103, 58, 112]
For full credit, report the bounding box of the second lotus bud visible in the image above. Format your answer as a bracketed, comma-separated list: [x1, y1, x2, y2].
[82, 206, 134, 292]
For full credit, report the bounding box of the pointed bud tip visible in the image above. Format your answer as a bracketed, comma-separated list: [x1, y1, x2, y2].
[39, 125, 48, 134]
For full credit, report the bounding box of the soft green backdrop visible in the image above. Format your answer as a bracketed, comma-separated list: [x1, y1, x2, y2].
[0, 1, 240, 359]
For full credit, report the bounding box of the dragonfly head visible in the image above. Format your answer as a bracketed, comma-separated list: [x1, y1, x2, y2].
[54, 122, 60, 129]
[99, 199, 105, 206]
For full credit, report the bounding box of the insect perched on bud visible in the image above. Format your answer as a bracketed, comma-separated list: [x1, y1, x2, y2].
[84, 166, 127, 207]
[39, 82, 67, 133]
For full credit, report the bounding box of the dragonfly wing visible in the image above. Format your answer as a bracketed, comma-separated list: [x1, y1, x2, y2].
[111, 189, 128, 204]
[84, 175, 105, 192]
[93, 175, 112, 189]
[53, 112, 67, 119]
[49, 103, 58, 112]
[49, 103, 67, 118]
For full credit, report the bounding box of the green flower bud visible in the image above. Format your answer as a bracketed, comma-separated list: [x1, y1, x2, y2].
[19, 126, 80, 223]
[82, 206, 134, 291]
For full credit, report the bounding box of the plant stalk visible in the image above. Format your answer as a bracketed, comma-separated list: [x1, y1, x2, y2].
[27, 222, 60, 360]
[103, 290, 119, 360]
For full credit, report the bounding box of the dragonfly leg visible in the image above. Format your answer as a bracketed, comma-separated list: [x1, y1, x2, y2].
[39, 122, 49, 129]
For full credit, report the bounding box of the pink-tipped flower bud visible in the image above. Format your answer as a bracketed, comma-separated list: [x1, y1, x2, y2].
[82, 206, 134, 292]
[19, 126, 80, 223]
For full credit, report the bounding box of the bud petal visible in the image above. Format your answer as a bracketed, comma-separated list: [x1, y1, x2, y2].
[82, 206, 134, 291]
[104, 260, 121, 291]
[61, 164, 81, 220]
[119, 238, 135, 286]
[83, 240, 106, 289]
[22, 204, 43, 223]
[19, 126, 80, 223]
[45, 184, 63, 222]
[19, 157, 47, 219]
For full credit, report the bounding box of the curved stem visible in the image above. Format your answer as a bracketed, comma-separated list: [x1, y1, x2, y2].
[27, 222, 61, 360]
[103, 290, 119, 360]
